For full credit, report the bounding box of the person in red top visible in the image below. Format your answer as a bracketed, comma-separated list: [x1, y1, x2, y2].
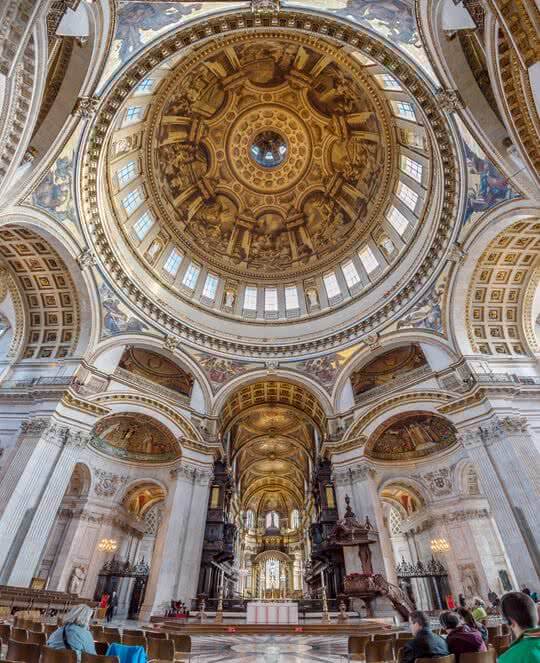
[440, 611, 487, 660]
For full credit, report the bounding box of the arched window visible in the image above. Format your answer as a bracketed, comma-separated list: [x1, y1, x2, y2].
[290, 509, 300, 529]
[265, 511, 279, 530]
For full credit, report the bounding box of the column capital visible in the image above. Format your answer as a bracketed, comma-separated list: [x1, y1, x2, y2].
[19, 417, 50, 436]
[170, 462, 213, 485]
[332, 462, 373, 486]
[496, 415, 529, 434]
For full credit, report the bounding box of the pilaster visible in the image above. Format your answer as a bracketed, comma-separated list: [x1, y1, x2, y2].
[458, 421, 540, 586]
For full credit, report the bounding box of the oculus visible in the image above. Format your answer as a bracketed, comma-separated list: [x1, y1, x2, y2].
[250, 130, 288, 168]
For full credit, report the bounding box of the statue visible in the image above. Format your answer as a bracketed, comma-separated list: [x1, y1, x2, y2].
[68, 565, 86, 595]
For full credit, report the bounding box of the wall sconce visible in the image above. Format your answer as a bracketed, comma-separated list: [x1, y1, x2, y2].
[430, 538, 450, 553]
[97, 538, 118, 553]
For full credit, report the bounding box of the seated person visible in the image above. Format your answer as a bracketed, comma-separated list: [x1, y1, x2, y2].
[47, 605, 96, 659]
[440, 610, 486, 659]
[401, 610, 449, 663]
[471, 597, 488, 622]
[499, 591, 540, 662]
[456, 607, 488, 643]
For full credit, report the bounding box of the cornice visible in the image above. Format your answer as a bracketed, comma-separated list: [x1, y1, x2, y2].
[78, 9, 461, 358]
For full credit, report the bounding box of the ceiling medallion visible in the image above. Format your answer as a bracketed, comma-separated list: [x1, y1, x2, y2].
[149, 34, 391, 280]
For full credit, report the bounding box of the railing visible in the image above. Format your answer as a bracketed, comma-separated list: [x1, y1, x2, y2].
[472, 372, 540, 385]
[0, 376, 75, 389]
[354, 364, 432, 403]
[113, 367, 190, 405]
[189, 597, 349, 613]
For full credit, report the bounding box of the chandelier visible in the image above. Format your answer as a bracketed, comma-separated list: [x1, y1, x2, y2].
[97, 538, 118, 553]
[430, 538, 450, 553]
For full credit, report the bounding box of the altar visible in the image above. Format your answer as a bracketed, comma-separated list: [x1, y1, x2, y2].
[247, 601, 298, 624]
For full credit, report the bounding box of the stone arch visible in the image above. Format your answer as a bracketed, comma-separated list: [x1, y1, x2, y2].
[365, 410, 458, 462]
[454, 458, 482, 498]
[447, 200, 540, 356]
[332, 333, 458, 411]
[121, 479, 168, 519]
[341, 391, 453, 446]
[378, 476, 429, 517]
[212, 370, 333, 431]
[86, 335, 212, 414]
[464, 219, 540, 357]
[67, 462, 92, 498]
[0, 207, 98, 360]
[90, 411, 182, 464]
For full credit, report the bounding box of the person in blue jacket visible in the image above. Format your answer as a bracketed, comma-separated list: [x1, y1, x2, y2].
[47, 605, 97, 660]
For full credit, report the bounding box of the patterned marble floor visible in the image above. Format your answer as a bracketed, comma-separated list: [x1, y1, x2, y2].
[186, 635, 349, 662]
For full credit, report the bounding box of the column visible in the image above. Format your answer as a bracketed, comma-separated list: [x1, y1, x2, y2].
[7, 429, 90, 587]
[366, 469, 398, 584]
[139, 461, 211, 620]
[0, 420, 67, 580]
[459, 424, 540, 587]
[174, 467, 212, 603]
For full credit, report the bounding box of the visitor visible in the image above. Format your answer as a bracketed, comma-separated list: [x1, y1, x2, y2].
[522, 585, 532, 596]
[105, 591, 118, 623]
[499, 591, 540, 662]
[488, 588, 500, 607]
[471, 597, 487, 622]
[446, 595, 456, 609]
[440, 610, 486, 660]
[458, 593, 466, 608]
[400, 610, 449, 663]
[47, 605, 96, 660]
[456, 607, 488, 643]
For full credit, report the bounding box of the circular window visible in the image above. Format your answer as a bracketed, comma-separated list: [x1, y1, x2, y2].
[250, 130, 288, 168]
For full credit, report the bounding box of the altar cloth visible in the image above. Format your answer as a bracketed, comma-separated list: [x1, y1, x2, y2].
[246, 601, 298, 624]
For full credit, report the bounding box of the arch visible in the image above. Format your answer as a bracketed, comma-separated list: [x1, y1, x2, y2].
[253, 549, 292, 565]
[0, 207, 99, 359]
[121, 479, 167, 518]
[379, 477, 429, 516]
[341, 391, 453, 444]
[66, 462, 92, 498]
[90, 411, 181, 464]
[447, 201, 540, 356]
[86, 335, 212, 413]
[365, 410, 458, 461]
[215, 374, 330, 434]
[464, 219, 540, 357]
[454, 458, 482, 497]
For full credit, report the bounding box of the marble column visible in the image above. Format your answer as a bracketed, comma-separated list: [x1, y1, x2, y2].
[0, 421, 70, 581]
[139, 461, 212, 619]
[7, 429, 90, 587]
[459, 423, 540, 587]
[174, 467, 212, 603]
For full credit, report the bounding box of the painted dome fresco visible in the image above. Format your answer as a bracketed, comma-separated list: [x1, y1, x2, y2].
[83, 11, 459, 352]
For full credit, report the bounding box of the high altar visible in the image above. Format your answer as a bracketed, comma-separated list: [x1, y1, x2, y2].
[247, 601, 299, 624]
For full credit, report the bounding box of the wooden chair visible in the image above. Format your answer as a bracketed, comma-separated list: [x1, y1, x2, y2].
[102, 629, 121, 643]
[121, 634, 147, 648]
[460, 652, 496, 662]
[167, 634, 191, 655]
[486, 625, 500, 642]
[26, 631, 46, 645]
[348, 634, 370, 658]
[365, 639, 394, 663]
[122, 630, 143, 637]
[81, 653, 120, 663]
[416, 656, 456, 663]
[492, 634, 511, 655]
[28, 623, 43, 633]
[6, 639, 42, 663]
[144, 632, 166, 639]
[147, 637, 174, 662]
[0, 624, 11, 644]
[90, 626, 103, 637]
[94, 642, 109, 656]
[44, 625, 57, 636]
[12, 627, 28, 641]
[41, 646, 78, 663]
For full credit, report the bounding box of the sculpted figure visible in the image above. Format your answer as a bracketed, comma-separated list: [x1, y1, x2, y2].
[68, 565, 86, 595]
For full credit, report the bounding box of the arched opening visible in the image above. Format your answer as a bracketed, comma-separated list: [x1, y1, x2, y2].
[93, 480, 167, 621]
[34, 463, 92, 592]
[197, 379, 340, 604]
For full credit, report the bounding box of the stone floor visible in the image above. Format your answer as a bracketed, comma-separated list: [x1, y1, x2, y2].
[183, 634, 349, 661]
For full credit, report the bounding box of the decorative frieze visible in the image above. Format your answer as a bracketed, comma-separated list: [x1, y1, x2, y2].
[76, 249, 97, 270]
[435, 89, 465, 113]
[73, 96, 100, 119]
[404, 508, 490, 535]
[333, 463, 372, 486]
[170, 462, 213, 485]
[93, 469, 128, 497]
[415, 466, 454, 497]
[20, 417, 50, 435]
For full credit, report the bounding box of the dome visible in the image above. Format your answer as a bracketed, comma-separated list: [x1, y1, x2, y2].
[83, 13, 458, 354]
